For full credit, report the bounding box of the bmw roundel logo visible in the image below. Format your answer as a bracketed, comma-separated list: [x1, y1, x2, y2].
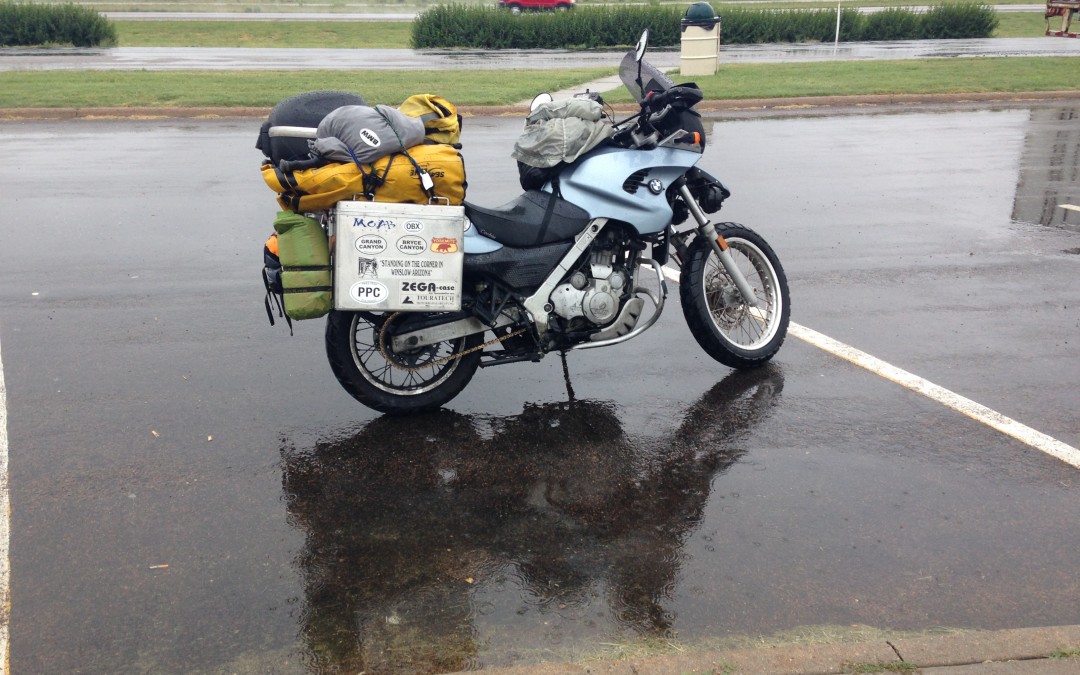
[648, 179, 664, 195]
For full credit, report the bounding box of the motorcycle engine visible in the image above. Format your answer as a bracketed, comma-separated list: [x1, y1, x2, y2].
[550, 263, 629, 326]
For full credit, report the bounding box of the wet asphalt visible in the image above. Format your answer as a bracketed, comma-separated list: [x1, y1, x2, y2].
[1, 104, 1079, 672]
[2, 37, 1078, 71]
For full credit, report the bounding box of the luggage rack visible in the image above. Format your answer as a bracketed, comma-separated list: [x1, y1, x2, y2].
[268, 126, 318, 139]
[1046, 0, 1080, 37]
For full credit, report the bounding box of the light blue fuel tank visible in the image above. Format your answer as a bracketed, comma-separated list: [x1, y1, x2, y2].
[554, 144, 700, 235]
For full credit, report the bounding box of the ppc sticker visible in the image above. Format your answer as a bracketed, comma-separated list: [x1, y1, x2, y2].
[350, 280, 388, 305]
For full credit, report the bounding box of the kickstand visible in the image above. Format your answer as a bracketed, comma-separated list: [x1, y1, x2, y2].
[559, 350, 576, 402]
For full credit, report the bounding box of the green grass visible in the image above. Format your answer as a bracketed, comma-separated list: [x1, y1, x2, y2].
[3, 56, 1078, 110]
[993, 11, 1054, 37]
[0, 68, 612, 108]
[30, 0, 1043, 10]
[114, 19, 413, 48]
[29, 0, 447, 11]
[604, 56, 1080, 102]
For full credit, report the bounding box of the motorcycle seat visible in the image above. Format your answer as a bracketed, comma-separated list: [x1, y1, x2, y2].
[464, 190, 590, 248]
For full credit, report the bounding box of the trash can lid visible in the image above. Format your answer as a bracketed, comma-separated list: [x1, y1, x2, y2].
[683, 1, 718, 22]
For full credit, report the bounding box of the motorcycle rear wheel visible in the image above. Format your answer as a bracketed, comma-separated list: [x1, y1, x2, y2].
[679, 224, 790, 369]
[325, 310, 483, 415]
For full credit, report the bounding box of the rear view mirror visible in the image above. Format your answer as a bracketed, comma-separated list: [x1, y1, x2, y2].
[635, 29, 649, 62]
[529, 92, 554, 113]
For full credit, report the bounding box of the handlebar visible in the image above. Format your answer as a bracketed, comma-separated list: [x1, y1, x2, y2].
[644, 85, 704, 112]
[573, 90, 605, 106]
[647, 104, 672, 126]
[609, 84, 704, 150]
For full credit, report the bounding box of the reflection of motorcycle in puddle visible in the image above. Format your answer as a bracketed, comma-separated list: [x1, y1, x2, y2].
[280, 367, 783, 673]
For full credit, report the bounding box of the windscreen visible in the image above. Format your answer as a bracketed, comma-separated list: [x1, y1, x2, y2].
[619, 51, 676, 102]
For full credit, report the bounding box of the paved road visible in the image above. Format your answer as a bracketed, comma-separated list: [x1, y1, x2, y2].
[2, 37, 1078, 72]
[1, 103, 1078, 672]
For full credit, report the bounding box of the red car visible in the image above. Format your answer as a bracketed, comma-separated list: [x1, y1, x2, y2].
[498, 0, 575, 12]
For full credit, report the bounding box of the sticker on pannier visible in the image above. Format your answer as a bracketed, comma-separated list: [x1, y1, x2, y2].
[333, 202, 465, 312]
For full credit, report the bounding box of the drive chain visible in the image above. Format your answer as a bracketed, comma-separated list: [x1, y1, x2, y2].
[378, 312, 528, 372]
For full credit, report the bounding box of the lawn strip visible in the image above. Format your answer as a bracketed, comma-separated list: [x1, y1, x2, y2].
[994, 11, 1056, 37]
[0, 68, 612, 108]
[114, 20, 414, 48]
[607, 56, 1080, 102]
[3, 57, 1079, 111]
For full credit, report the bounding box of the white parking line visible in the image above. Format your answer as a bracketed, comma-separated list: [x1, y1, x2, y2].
[0, 332, 9, 674]
[789, 323, 1080, 469]
[660, 266, 1080, 469]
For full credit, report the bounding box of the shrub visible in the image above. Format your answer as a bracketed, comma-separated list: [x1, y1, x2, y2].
[0, 1, 117, 47]
[411, 3, 998, 49]
[721, 7, 864, 44]
[862, 7, 923, 41]
[412, 4, 682, 49]
[920, 3, 999, 39]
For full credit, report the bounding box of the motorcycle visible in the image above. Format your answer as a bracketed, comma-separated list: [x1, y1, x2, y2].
[322, 30, 790, 414]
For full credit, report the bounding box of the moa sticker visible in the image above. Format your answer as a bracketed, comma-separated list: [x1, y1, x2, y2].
[396, 236, 427, 255]
[349, 280, 388, 305]
[352, 217, 396, 231]
[355, 234, 387, 256]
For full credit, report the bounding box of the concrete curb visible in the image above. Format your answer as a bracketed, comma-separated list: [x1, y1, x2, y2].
[455, 625, 1080, 674]
[3, 91, 1080, 122]
[0, 106, 270, 121]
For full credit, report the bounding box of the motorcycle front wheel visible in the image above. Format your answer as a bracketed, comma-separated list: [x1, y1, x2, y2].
[679, 224, 790, 369]
[325, 310, 483, 415]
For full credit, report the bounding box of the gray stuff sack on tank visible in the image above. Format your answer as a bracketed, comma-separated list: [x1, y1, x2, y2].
[311, 104, 426, 165]
[511, 99, 614, 169]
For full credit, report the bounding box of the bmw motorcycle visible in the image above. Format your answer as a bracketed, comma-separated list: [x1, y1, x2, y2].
[324, 30, 790, 414]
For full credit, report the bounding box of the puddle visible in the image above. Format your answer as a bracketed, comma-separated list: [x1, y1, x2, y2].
[279, 368, 784, 672]
[1011, 107, 1080, 233]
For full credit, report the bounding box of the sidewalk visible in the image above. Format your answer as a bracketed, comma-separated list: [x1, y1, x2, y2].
[455, 625, 1080, 674]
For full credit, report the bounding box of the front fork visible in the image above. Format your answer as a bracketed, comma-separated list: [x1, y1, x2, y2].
[676, 184, 762, 308]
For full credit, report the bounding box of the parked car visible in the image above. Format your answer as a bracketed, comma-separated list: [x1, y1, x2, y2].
[498, 0, 575, 12]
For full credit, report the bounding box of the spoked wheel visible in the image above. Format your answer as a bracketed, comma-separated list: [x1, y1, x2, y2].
[679, 224, 790, 369]
[325, 310, 483, 415]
